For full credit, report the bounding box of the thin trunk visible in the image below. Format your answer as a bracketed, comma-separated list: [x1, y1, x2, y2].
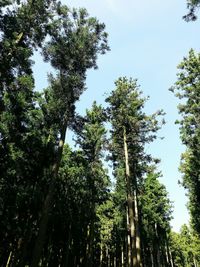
[123, 127, 138, 267]
[155, 223, 161, 267]
[165, 245, 169, 266]
[150, 248, 154, 267]
[86, 219, 95, 267]
[30, 127, 67, 267]
[165, 239, 172, 267]
[6, 251, 12, 267]
[121, 245, 124, 267]
[114, 256, 116, 267]
[169, 249, 174, 267]
[127, 207, 132, 267]
[100, 244, 103, 267]
[106, 245, 109, 266]
[134, 190, 142, 267]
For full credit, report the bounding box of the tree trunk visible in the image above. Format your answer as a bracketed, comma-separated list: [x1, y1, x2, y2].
[169, 249, 174, 267]
[30, 127, 67, 267]
[6, 251, 12, 267]
[126, 207, 132, 267]
[150, 248, 154, 267]
[134, 189, 142, 267]
[123, 127, 139, 267]
[121, 245, 124, 267]
[86, 218, 95, 267]
[100, 244, 103, 267]
[154, 223, 161, 267]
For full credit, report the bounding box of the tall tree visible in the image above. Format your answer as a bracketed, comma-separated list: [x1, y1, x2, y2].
[0, 1, 109, 266]
[171, 49, 200, 234]
[140, 168, 173, 267]
[0, 1, 57, 265]
[30, 5, 109, 266]
[74, 102, 109, 267]
[106, 77, 164, 267]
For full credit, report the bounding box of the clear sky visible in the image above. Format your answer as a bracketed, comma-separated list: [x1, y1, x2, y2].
[33, 0, 200, 232]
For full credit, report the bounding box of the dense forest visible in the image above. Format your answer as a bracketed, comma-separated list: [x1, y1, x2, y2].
[0, 0, 200, 266]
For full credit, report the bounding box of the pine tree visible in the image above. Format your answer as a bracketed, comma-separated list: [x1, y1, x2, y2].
[171, 49, 200, 234]
[74, 102, 110, 267]
[106, 77, 164, 267]
[140, 168, 173, 267]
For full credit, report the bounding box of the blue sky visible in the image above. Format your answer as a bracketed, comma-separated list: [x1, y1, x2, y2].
[33, 0, 200, 231]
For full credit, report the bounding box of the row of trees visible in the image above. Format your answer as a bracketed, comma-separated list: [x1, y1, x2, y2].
[0, 0, 200, 266]
[170, 224, 200, 266]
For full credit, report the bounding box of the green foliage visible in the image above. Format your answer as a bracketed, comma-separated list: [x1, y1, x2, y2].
[0, 1, 109, 266]
[106, 77, 168, 267]
[171, 49, 200, 233]
[169, 225, 200, 266]
[0, 1, 188, 266]
[140, 169, 173, 266]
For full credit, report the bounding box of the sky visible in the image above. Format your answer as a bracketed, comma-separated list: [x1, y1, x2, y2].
[33, 0, 200, 232]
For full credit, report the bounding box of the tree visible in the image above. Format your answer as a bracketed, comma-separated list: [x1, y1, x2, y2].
[170, 49, 200, 234]
[169, 225, 200, 267]
[29, 5, 109, 266]
[0, 1, 109, 266]
[0, 2, 57, 265]
[140, 168, 173, 267]
[106, 77, 164, 267]
[74, 102, 110, 267]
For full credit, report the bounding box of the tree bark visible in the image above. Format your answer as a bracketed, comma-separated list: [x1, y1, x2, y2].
[134, 189, 142, 267]
[154, 223, 161, 267]
[123, 127, 140, 267]
[30, 127, 67, 267]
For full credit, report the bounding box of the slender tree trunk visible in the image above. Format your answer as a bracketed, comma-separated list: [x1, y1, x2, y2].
[154, 223, 161, 267]
[121, 245, 124, 267]
[86, 218, 95, 267]
[169, 249, 174, 267]
[150, 248, 154, 267]
[30, 127, 67, 267]
[126, 207, 132, 267]
[6, 251, 12, 267]
[165, 245, 169, 266]
[134, 189, 142, 267]
[100, 244, 103, 267]
[165, 238, 172, 267]
[123, 127, 139, 267]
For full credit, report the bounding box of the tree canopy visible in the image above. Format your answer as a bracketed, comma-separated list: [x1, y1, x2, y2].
[0, 1, 200, 267]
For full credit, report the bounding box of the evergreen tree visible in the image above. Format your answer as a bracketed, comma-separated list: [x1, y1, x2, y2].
[171, 49, 200, 234]
[140, 168, 173, 267]
[74, 102, 110, 267]
[169, 225, 200, 267]
[106, 77, 164, 267]
[0, 1, 109, 266]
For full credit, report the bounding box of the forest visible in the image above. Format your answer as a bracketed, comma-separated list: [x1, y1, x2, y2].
[0, 0, 200, 266]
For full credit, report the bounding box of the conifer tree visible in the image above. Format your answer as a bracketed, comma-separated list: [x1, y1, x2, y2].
[106, 77, 164, 267]
[171, 49, 200, 234]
